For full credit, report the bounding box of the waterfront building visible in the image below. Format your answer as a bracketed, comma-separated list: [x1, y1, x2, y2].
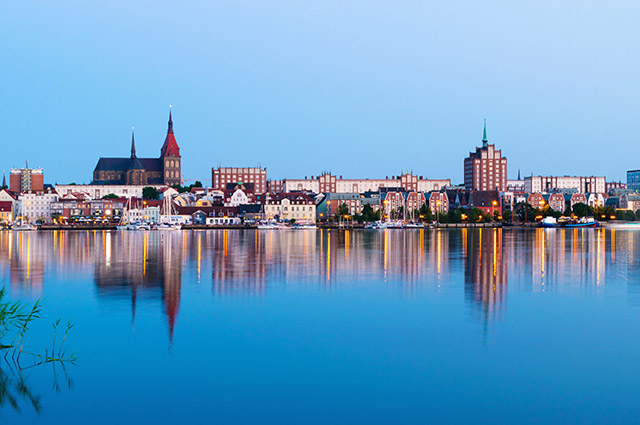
[426, 191, 448, 214]
[587, 193, 606, 209]
[0, 201, 12, 224]
[627, 194, 640, 212]
[464, 120, 508, 192]
[212, 167, 267, 194]
[524, 175, 605, 194]
[55, 184, 165, 200]
[627, 169, 640, 193]
[546, 193, 566, 212]
[406, 191, 428, 214]
[17, 188, 58, 223]
[468, 190, 502, 215]
[564, 193, 588, 209]
[283, 172, 449, 194]
[526, 193, 545, 209]
[264, 193, 316, 222]
[50, 198, 128, 221]
[93, 111, 181, 186]
[10, 164, 44, 193]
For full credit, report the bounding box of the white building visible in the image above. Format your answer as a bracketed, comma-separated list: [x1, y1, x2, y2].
[55, 184, 166, 200]
[283, 172, 450, 194]
[18, 189, 58, 223]
[264, 193, 316, 223]
[524, 176, 605, 194]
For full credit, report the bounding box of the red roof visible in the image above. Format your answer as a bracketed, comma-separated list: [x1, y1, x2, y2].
[0, 201, 12, 212]
[160, 111, 180, 157]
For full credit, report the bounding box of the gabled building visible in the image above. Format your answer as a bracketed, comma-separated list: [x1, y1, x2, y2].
[464, 120, 508, 192]
[469, 190, 502, 215]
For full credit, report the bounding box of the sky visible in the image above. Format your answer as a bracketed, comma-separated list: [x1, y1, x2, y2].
[1, 0, 639, 185]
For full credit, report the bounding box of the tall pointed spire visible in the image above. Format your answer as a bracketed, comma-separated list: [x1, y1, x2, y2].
[518, 168, 521, 180]
[161, 107, 180, 157]
[2, 172, 5, 190]
[482, 119, 488, 148]
[130, 127, 137, 158]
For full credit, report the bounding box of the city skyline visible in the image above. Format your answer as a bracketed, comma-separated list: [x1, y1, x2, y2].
[3, 1, 639, 184]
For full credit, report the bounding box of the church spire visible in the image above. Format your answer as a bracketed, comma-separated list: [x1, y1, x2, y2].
[2, 171, 5, 189]
[168, 105, 174, 134]
[482, 119, 488, 148]
[130, 127, 136, 158]
[518, 168, 521, 180]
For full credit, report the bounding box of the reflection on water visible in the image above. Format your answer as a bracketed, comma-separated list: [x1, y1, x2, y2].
[0, 228, 638, 343]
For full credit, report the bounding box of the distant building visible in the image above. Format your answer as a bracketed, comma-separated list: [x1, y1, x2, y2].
[10, 164, 44, 193]
[283, 172, 449, 194]
[627, 169, 640, 193]
[93, 111, 181, 186]
[507, 179, 525, 194]
[606, 181, 626, 193]
[55, 184, 164, 200]
[524, 175, 605, 194]
[212, 167, 267, 194]
[267, 179, 284, 193]
[464, 120, 508, 192]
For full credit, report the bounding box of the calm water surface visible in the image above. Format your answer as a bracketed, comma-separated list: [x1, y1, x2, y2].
[2, 228, 640, 424]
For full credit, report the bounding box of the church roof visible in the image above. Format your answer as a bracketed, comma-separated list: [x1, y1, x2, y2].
[94, 157, 163, 172]
[160, 110, 180, 157]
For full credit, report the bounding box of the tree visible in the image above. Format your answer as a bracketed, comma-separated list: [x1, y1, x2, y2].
[102, 193, 118, 199]
[572, 203, 591, 218]
[503, 210, 512, 222]
[336, 203, 349, 221]
[361, 204, 377, 222]
[142, 187, 159, 200]
[514, 202, 537, 222]
[419, 203, 434, 222]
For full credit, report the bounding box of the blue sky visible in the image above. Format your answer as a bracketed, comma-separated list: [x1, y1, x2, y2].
[2, 0, 638, 184]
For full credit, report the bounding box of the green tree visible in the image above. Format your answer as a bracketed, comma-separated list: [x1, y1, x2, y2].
[503, 210, 512, 222]
[142, 187, 160, 200]
[336, 203, 349, 221]
[419, 203, 434, 222]
[361, 204, 376, 222]
[572, 203, 591, 218]
[102, 193, 119, 199]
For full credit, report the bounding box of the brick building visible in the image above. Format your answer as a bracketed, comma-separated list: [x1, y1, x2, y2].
[212, 167, 267, 194]
[10, 164, 44, 193]
[464, 120, 508, 192]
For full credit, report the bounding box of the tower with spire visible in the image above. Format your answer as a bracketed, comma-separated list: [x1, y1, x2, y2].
[463, 120, 508, 192]
[160, 108, 182, 187]
[92, 108, 182, 186]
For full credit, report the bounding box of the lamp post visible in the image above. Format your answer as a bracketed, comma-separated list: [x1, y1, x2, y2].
[436, 200, 441, 224]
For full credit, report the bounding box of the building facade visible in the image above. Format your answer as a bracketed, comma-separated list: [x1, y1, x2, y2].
[10, 165, 44, 193]
[628, 170, 640, 193]
[264, 193, 316, 222]
[93, 111, 181, 186]
[212, 167, 267, 194]
[283, 172, 450, 194]
[55, 184, 164, 200]
[464, 121, 508, 192]
[18, 188, 58, 223]
[524, 176, 605, 194]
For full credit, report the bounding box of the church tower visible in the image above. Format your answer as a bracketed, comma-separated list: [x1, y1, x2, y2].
[160, 108, 181, 186]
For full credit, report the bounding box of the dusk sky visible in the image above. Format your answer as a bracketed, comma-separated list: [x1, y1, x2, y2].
[2, 0, 638, 184]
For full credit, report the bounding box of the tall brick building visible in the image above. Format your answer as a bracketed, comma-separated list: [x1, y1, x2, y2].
[464, 120, 507, 192]
[10, 164, 44, 193]
[93, 110, 181, 186]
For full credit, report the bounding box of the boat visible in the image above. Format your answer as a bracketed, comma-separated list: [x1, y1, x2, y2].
[12, 224, 37, 231]
[540, 217, 559, 228]
[601, 222, 640, 229]
[404, 222, 424, 229]
[292, 224, 317, 230]
[563, 217, 599, 228]
[257, 221, 289, 230]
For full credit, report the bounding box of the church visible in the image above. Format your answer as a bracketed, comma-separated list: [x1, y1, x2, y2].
[93, 111, 181, 186]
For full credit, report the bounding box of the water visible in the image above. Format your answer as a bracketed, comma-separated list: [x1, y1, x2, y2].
[1, 228, 640, 424]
